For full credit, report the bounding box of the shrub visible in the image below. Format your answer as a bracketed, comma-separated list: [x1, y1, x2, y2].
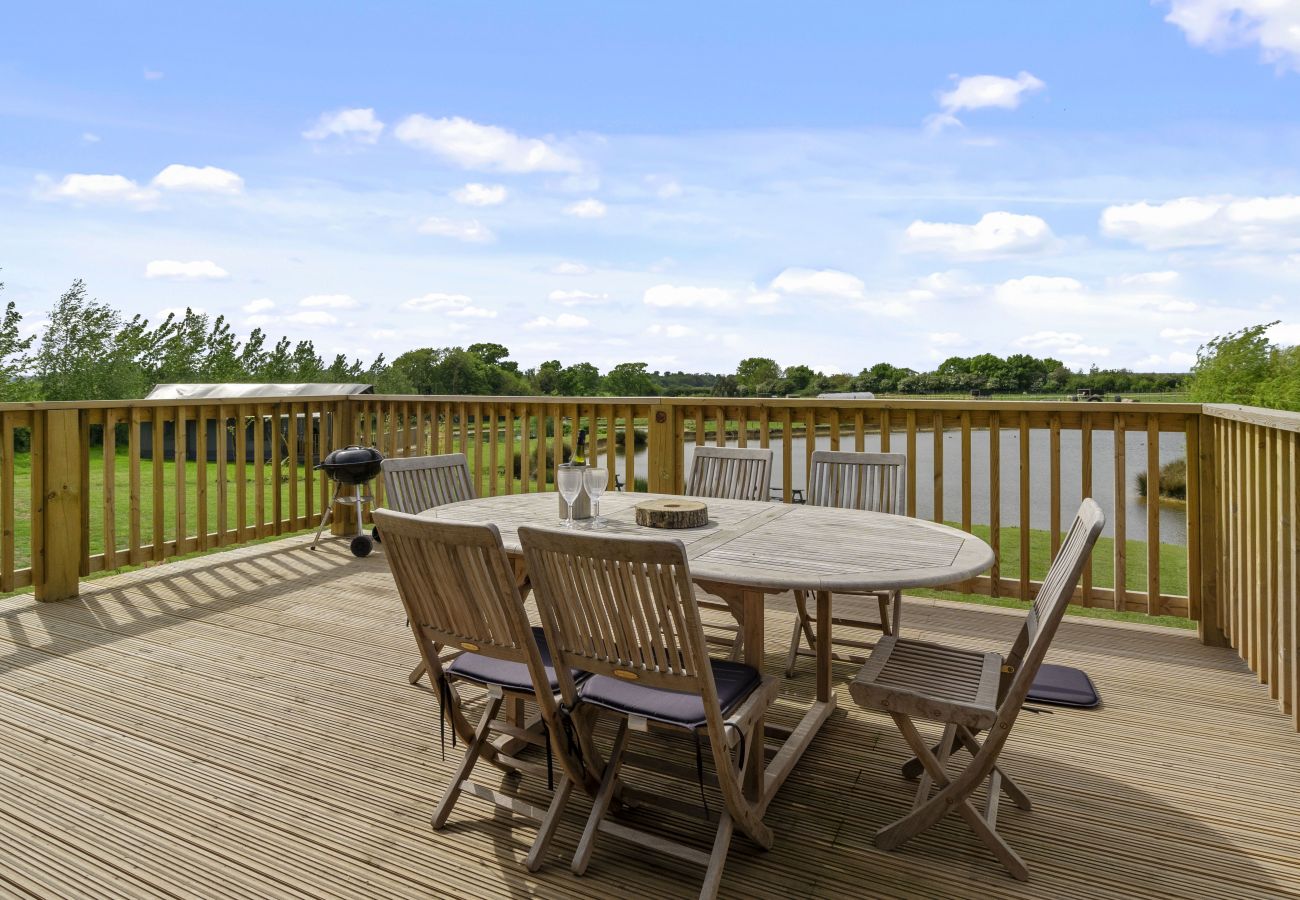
[613, 428, 647, 450]
[1137, 457, 1187, 501]
[513, 445, 571, 483]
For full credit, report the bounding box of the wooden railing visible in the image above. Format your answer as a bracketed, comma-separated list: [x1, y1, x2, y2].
[1202, 405, 1298, 729]
[5, 393, 1297, 727]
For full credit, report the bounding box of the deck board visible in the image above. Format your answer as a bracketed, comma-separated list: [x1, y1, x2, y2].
[1, 535, 1298, 899]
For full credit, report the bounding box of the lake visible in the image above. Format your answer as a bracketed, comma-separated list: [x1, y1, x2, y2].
[621, 428, 1187, 545]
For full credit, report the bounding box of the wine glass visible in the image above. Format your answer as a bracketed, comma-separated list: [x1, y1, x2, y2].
[584, 467, 608, 528]
[556, 465, 583, 529]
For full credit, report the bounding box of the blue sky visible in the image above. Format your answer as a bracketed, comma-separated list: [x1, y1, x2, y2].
[3, 1, 1299, 375]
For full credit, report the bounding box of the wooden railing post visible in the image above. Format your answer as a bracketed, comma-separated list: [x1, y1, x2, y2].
[647, 403, 677, 493]
[1196, 413, 1227, 646]
[35, 409, 83, 602]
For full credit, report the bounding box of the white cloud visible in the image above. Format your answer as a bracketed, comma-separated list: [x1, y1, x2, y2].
[1014, 330, 1110, 359]
[370, 328, 399, 341]
[525, 313, 590, 329]
[909, 270, 984, 300]
[927, 71, 1045, 131]
[550, 261, 591, 276]
[417, 216, 495, 243]
[81, 132, 100, 143]
[645, 174, 683, 198]
[300, 294, 357, 309]
[648, 323, 695, 338]
[1100, 194, 1300, 249]
[1160, 327, 1212, 345]
[1015, 330, 1086, 350]
[929, 332, 971, 348]
[1163, 0, 1300, 72]
[152, 164, 244, 194]
[1132, 351, 1198, 370]
[548, 289, 608, 306]
[394, 115, 581, 172]
[904, 211, 1055, 256]
[643, 284, 736, 309]
[451, 183, 508, 206]
[303, 107, 385, 143]
[245, 314, 275, 327]
[51, 173, 157, 204]
[1268, 322, 1300, 345]
[144, 259, 229, 280]
[564, 198, 607, 219]
[769, 267, 866, 300]
[401, 292, 497, 317]
[143, 69, 163, 80]
[1112, 270, 1180, 286]
[243, 298, 275, 313]
[284, 310, 338, 326]
[996, 275, 1196, 316]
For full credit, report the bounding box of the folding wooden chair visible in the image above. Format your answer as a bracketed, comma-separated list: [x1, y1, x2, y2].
[785, 450, 907, 676]
[519, 525, 780, 900]
[849, 499, 1104, 880]
[684, 446, 773, 656]
[374, 509, 593, 871]
[379, 453, 476, 685]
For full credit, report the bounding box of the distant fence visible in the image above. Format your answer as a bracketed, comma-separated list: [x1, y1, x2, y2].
[3, 394, 1295, 729]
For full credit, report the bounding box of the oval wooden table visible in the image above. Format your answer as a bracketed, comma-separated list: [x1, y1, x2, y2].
[422, 491, 995, 812]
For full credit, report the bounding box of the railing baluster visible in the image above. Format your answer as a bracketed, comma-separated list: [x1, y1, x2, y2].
[933, 410, 944, 525]
[1081, 413, 1094, 605]
[102, 410, 117, 571]
[1020, 412, 1031, 601]
[988, 411, 1000, 597]
[1113, 413, 1127, 611]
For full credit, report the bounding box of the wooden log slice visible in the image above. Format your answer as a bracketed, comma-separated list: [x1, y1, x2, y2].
[634, 499, 709, 529]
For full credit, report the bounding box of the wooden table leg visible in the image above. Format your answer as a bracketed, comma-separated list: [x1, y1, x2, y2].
[742, 588, 765, 801]
[816, 589, 831, 703]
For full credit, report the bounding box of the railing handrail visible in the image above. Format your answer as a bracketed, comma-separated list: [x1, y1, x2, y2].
[1202, 403, 1300, 433]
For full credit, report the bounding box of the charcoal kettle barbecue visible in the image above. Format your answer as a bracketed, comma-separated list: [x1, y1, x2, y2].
[311, 445, 384, 556]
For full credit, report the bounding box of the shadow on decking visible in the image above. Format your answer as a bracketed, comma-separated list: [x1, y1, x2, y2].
[0, 537, 1294, 898]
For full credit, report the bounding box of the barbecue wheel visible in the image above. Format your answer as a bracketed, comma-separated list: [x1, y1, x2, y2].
[372, 526, 381, 544]
[350, 535, 374, 558]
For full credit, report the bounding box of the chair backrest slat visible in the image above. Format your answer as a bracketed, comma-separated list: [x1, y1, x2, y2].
[684, 446, 773, 502]
[373, 509, 526, 661]
[806, 450, 906, 514]
[520, 527, 713, 696]
[381, 453, 475, 514]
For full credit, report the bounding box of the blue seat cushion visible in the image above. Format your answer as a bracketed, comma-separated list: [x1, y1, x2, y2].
[446, 627, 579, 694]
[1027, 663, 1101, 708]
[576, 659, 762, 729]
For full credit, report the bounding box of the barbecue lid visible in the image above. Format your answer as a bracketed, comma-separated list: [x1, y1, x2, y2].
[318, 445, 384, 467]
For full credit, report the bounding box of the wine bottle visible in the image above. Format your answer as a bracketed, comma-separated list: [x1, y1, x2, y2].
[573, 427, 587, 466]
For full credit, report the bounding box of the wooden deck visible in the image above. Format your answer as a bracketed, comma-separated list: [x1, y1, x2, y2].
[1, 534, 1297, 899]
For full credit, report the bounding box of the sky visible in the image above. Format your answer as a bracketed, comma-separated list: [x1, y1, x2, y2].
[2, 0, 1300, 377]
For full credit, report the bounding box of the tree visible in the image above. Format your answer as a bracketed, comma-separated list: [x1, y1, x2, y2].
[558, 362, 602, 396]
[0, 276, 35, 401]
[736, 357, 781, 394]
[36, 280, 151, 400]
[536, 359, 563, 395]
[782, 364, 817, 394]
[467, 342, 516, 372]
[857, 362, 913, 393]
[604, 362, 657, 396]
[1188, 323, 1277, 406]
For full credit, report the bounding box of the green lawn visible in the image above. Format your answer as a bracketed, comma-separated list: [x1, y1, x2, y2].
[5, 443, 1192, 633]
